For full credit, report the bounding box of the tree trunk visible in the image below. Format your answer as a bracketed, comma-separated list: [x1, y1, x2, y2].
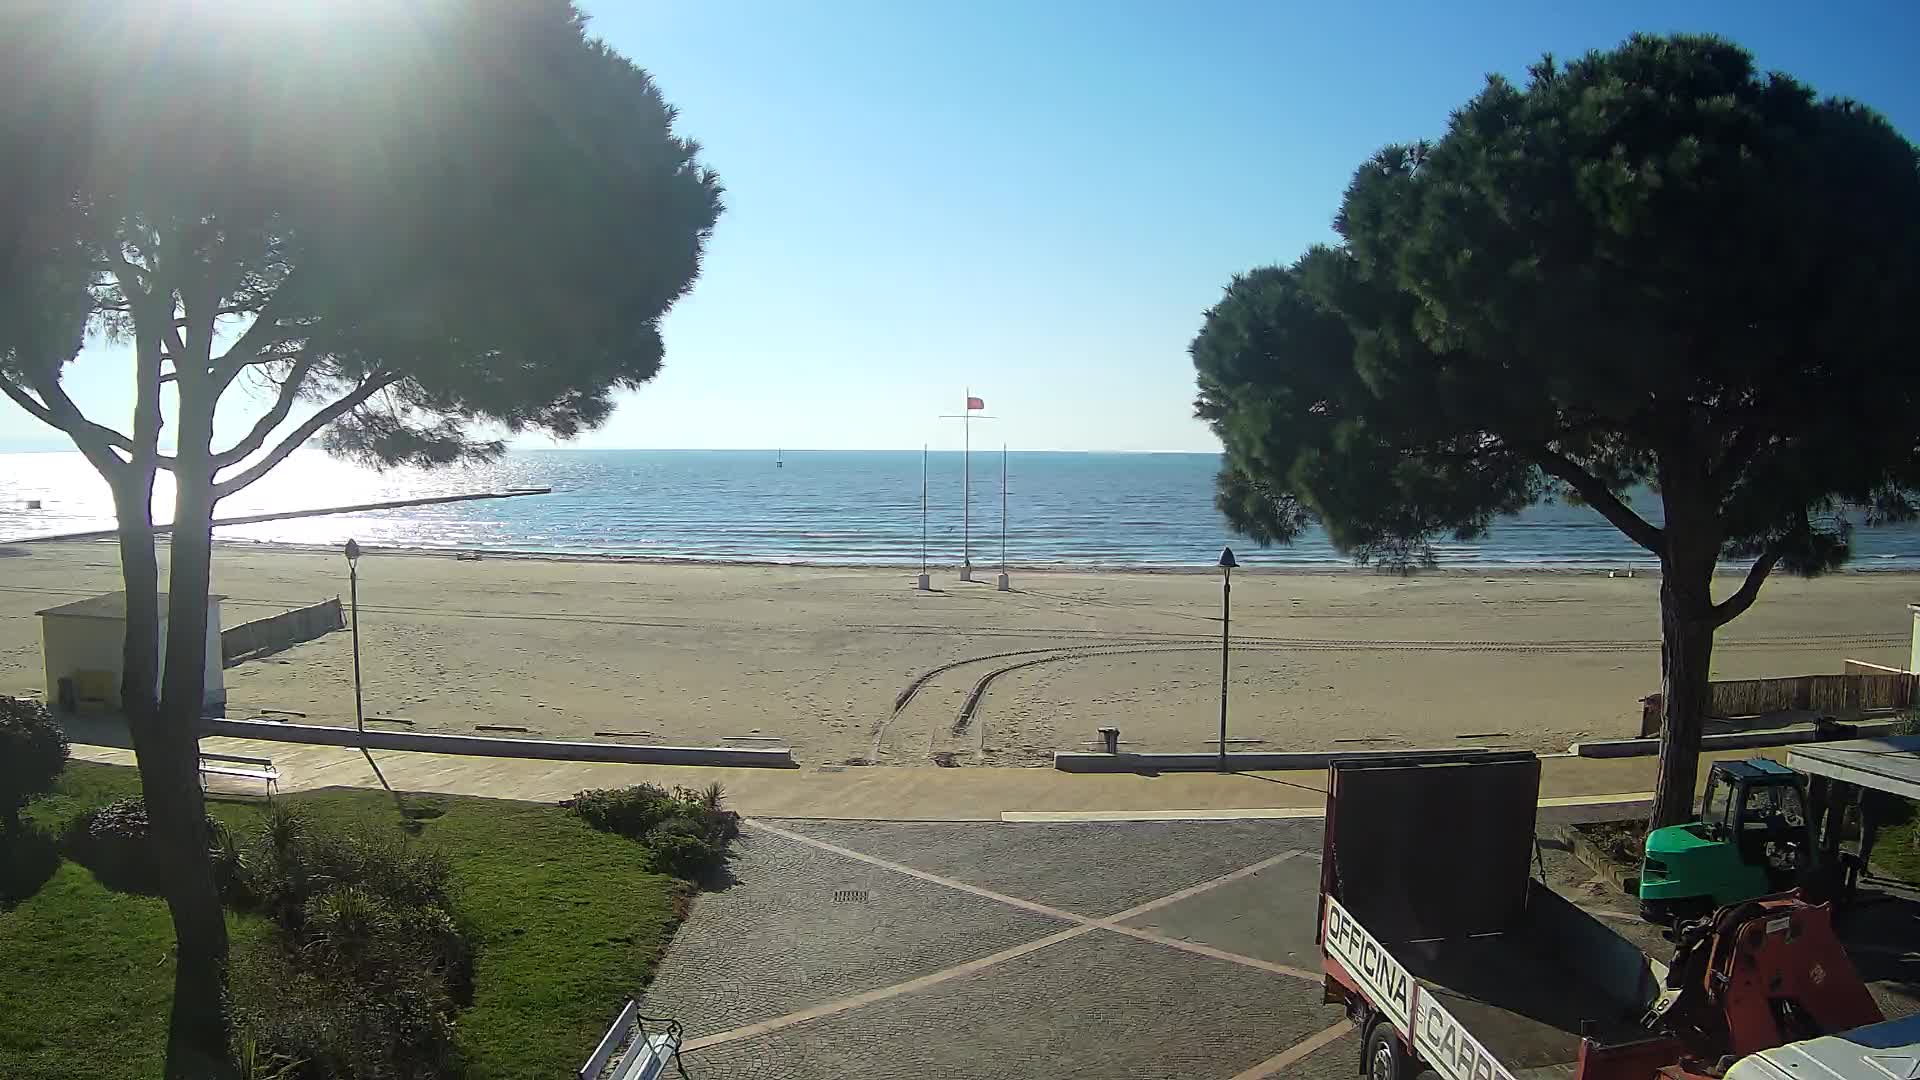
[153, 399, 235, 1080]
[1650, 546, 1717, 829]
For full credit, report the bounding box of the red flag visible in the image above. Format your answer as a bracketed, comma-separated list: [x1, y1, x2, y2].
[967, 396, 985, 410]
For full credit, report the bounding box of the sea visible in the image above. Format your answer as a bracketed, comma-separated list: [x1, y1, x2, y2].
[6, 447, 1920, 569]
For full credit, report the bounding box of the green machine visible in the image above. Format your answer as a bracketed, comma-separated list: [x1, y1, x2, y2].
[1639, 757, 1816, 923]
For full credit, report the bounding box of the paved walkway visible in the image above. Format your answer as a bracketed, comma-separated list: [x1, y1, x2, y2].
[640, 814, 1346, 1078]
[631, 810, 1917, 1079]
[65, 714, 1791, 821]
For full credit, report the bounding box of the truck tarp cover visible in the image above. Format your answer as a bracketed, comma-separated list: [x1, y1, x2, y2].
[1327, 754, 1540, 942]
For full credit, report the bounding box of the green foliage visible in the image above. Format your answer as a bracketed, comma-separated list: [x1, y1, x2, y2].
[237, 1037, 305, 1080]
[3, 764, 688, 1080]
[0, 0, 722, 471]
[0, 823, 59, 909]
[0, 696, 68, 826]
[228, 931, 464, 1080]
[222, 808, 473, 1078]
[563, 783, 740, 881]
[1193, 33, 1920, 575]
[236, 806, 458, 927]
[60, 797, 228, 897]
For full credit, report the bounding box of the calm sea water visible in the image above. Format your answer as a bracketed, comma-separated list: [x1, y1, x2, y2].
[6, 448, 1920, 568]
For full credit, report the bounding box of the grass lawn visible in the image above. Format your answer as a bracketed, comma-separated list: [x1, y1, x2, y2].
[1874, 800, 1920, 886]
[1, 762, 690, 1080]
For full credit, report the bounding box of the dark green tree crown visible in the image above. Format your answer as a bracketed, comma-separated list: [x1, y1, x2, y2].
[1195, 33, 1920, 573]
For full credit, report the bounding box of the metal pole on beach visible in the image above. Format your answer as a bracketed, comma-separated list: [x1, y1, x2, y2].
[1217, 546, 1237, 772]
[345, 539, 365, 739]
[997, 444, 1010, 591]
[962, 390, 972, 581]
[916, 445, 931, 590]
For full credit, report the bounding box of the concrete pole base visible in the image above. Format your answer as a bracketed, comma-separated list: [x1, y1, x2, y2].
[915, 573, 931, 591]
[996, 572, 1011, 591]
[960, 564, 973, 582]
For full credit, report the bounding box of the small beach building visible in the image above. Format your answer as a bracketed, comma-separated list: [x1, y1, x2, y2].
[1911, 602, 1920, 674]
[36, 592, 225, 713]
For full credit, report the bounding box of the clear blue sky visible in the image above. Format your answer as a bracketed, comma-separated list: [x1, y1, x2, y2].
[6, 0, 1917, 454]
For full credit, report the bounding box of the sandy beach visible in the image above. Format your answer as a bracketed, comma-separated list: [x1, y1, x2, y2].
[1, 540, 1912, 766]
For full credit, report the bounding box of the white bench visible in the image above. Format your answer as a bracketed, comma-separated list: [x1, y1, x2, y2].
[579, 999, 681, 1080]
[198, 752, 278, 800]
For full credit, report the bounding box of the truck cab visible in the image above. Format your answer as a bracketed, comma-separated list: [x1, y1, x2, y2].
[1640, 758, 1813, 921]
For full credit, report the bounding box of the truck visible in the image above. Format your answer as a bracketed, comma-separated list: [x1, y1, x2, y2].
[1316, 751, 1886, 1080]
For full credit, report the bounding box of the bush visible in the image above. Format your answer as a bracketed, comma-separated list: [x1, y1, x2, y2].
[0, 695, 67, 828]
[230, 929, 463, 1080]
[227, 812, 478, 1078]
[562, 782, 740, 881]
[62, 797, 227, 896]
[0, 822, 59, 908]
[239, 806, 456, 927]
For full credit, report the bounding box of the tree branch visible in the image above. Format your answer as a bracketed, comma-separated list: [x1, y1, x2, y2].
[210, 274, 301, 387]
[0, 375, 58, 428]
[1528, 444, 1666, 554]
[100, 245, 151, 300]
[0, 371, 135, 476]
[212, 352, 319, 468]
[1711, 550, 1781, 628]
[213, 372, 400, 498]
[1711, 425, 1765, 495]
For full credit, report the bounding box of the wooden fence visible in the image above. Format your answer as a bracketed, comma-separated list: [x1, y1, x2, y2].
[1708, 673, 1910, 718]
[1639, 665, 1912, 736]
[221, 597, 344, 666]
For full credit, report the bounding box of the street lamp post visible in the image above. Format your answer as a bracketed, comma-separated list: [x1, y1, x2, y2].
[1217, 545, 1237, 773]
[345, 539, 364, 738]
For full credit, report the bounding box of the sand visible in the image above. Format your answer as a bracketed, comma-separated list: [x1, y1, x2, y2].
[1, 540, 1912, 767]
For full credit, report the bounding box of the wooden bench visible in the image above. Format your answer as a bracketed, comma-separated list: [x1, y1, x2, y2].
[198, 752, 278, 800]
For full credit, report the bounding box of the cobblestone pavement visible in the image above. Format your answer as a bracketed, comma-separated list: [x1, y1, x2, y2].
[639, 806, 1919, 1079]
[641, 815, 1341, 1079]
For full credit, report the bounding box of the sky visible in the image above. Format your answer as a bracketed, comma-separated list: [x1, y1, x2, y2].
[6, 0, 1919, 455]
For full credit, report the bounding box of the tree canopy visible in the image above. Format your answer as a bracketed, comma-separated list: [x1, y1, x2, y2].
[1192, 33, 1920, 826]
[1, 0, 722, 479]
[0, 3, 721, 1073]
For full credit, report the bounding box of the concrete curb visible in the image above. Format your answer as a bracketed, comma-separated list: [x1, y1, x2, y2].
[1569, 718, 1902, 759]
[202, 718, 798, 769]
[1052, 746, 1502, 773]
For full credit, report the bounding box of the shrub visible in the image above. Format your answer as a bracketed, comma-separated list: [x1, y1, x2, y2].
[562, 783, 684, 838]
[228, 813, 478, 1077]
[0, 695, 67, 828]
[230, 929, 463, 1080]
[62, 797, 226, 896]
[0, 822, 59, 908]
[563, 782, 740, 881]
[239, 808, 455, 927]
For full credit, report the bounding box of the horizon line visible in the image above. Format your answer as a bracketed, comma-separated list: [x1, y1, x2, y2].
[0, 444, 1226, 456]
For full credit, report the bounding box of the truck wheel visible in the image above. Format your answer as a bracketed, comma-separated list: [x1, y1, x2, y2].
[1365, 1022, 1411, 1080]
[1641, 897, 1711, 925]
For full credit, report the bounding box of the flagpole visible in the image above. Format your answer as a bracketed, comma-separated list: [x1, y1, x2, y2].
[938, 395, 991, 585]
[997, 443, 1011, 591]
[916, 443, 930, 591]
[962, 388, 972, 581]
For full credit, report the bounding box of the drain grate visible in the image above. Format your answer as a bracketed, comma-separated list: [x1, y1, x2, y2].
[832, 889, 870, 903]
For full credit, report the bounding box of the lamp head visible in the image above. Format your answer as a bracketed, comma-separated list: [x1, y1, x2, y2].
[1218, 546, 1238, 571]
[344, 539, 361, 566]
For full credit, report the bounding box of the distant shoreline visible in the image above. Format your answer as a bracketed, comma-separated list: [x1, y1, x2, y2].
[14, 535, 1920, 578]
